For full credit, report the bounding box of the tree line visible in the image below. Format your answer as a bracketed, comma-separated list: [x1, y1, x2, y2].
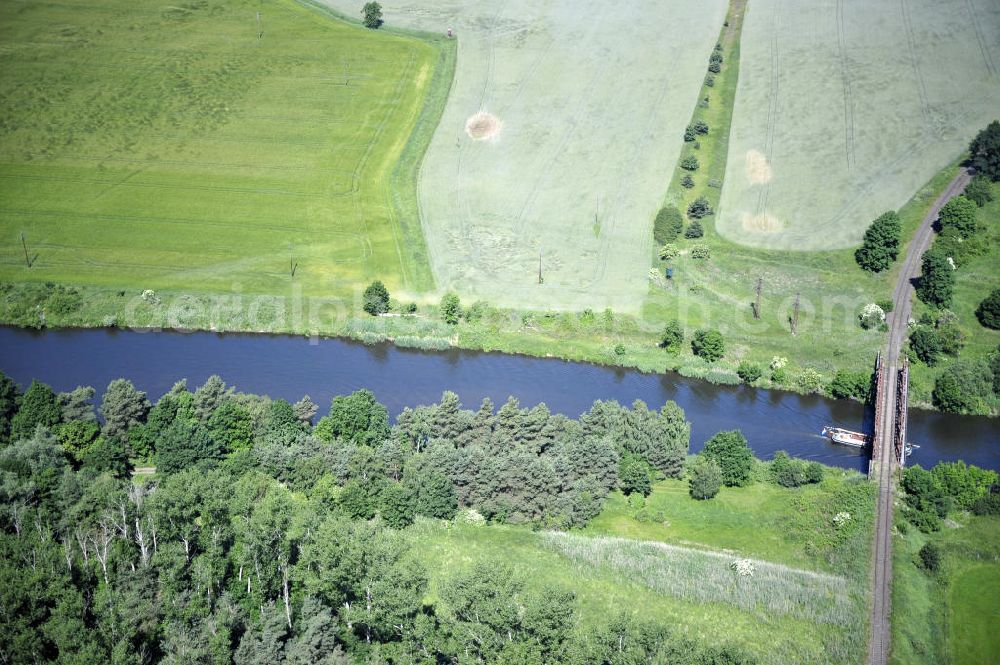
[0, 372, 765, 663]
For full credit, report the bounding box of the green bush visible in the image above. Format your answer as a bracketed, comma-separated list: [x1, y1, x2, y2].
[932, 359, 993, 414]
[440, 293, 462, 325]
[681, 174, 695, 189]
[653, 206, 684, 244]
[769, 451, 823, 488]
[691, 329, 724, 362]
[686, 197, 712, 219]
[736, 361, 762, 383]
[690, 244, 710, 259]
[916, 251, 955, 308]
[362, 1, 383, 29]
[702, 430, 753, 487]
[875, 298, 894, 313]
[680, 155, 699, 171]
[936, 196, 979, 237]
[964, 175, 993, 206]
[362, 280, 390, 316]
[976, 289, 1000, 329]
[659, 243, 679, 261]
[918, 541, 942, 573]
[972, 493, 1000, 516]
[909, 326, 943, 365]
[829, 370, 870, 401]
[659, 320, 684, 353]
[693, 120, 709, 135]
[688, 455, 722, 500]
[969, 121, 1000, 181]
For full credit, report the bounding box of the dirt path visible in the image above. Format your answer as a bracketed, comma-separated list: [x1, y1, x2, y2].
[867, 167, 970, 665]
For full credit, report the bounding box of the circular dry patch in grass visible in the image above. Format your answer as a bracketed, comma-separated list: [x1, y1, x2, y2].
[745, 149, 773, 184]
[465, 111, 501, 141]
[741, 212, 783, 233]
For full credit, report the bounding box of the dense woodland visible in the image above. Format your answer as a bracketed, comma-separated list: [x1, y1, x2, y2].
[0, 372, 760, 664]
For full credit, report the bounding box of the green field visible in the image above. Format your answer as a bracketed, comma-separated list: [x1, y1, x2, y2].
[324, 0, 728, 312]
[716, 0, 1000, 250]
[0, 0, 449, 299]
[891, 513, 1000, 665]
[409, 471, 875, 665]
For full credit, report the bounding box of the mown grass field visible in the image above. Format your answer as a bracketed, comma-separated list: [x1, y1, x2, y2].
[716, 0, 1000, 250]
[891, 513, 1000, 665]
[0, 0, 451, 299]
[407, 472, 875, 665]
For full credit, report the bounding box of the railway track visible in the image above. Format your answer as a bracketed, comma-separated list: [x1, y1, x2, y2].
[867, 167, 970, 665]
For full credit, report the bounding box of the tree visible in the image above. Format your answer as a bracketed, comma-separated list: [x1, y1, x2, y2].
[769, 451, 820, 488]
[363, 280, 390, 315]
[688, 455, 721, 499]
[736, 361, 762, 383]
[915, 251, 955, 308]
[918, 541, 941, 572]
[937, 196, 979, 237]
[691, 329, 724, 362]
[702, 430, 753, 487]
[931, 461, 997, 510]
[317, 389, 389, 446]
[99, 379, 150, 440]
[362, 1, 383, 29]
[855, 211, 901, 272]
[156, 419, 222, 474]
[0, 371, 19, 446]
[976, 289, 1000, 329]
[680, 155, 699, 171]
[57, 420, 100, 463]
[57, 386, 95, 422]
[969, 120, 1000, 181]
[829, 370, 870, 400]
[909, 326, 943, 365]
[618, 457, 651, 497]
[193, 375, 230, 421]
[932, 360, 993, 415]
[694, 120, 709, 135]
[440, 292, 462, 324]
[207, 400, 254, 453]
[442, 561, 525, 661]
[293, 395, 319, 425]
[684, 219, 705, 238]
[964, 175, 993, 206]
[9, 379, 61, 442]
[379, 482, 415, 528]
[404, 467, 458, 519]
[686, 196, 712, 219]
[653, 206, 684, 243]
[659, 320, 684, 353]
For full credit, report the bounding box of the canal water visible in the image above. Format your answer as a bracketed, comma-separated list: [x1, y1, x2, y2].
[1, 326, 997, 472]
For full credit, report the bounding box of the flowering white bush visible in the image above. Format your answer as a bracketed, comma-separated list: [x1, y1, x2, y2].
[859, 303, 885, 330]
[833, 512, 852, 527]
[141, 289, 159, 304]
[946, 257, 956, 270]
[770, 356, 788, 370]
[730, 558, 756, 577]
[456, 509, 486, 526]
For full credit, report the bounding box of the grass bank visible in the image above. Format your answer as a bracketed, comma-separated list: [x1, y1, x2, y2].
[907, 177, 1000, 413]
[890, 513, 1000, 665]
[407, 470, 874, 665]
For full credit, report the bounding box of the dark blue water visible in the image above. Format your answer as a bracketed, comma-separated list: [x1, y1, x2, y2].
[1, 326, 997, 472]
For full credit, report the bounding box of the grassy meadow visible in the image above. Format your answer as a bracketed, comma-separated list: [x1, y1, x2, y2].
[407, 470, 875, 665]
[891, 513, 1000, 665]
[908, 178, 1000, 411]
[0, 0, 451, 299]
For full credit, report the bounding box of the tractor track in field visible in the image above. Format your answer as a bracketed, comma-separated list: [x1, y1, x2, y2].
[836, 0, 856, 169]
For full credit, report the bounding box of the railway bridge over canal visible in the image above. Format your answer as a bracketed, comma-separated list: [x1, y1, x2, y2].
[866, 168, 970, 665]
